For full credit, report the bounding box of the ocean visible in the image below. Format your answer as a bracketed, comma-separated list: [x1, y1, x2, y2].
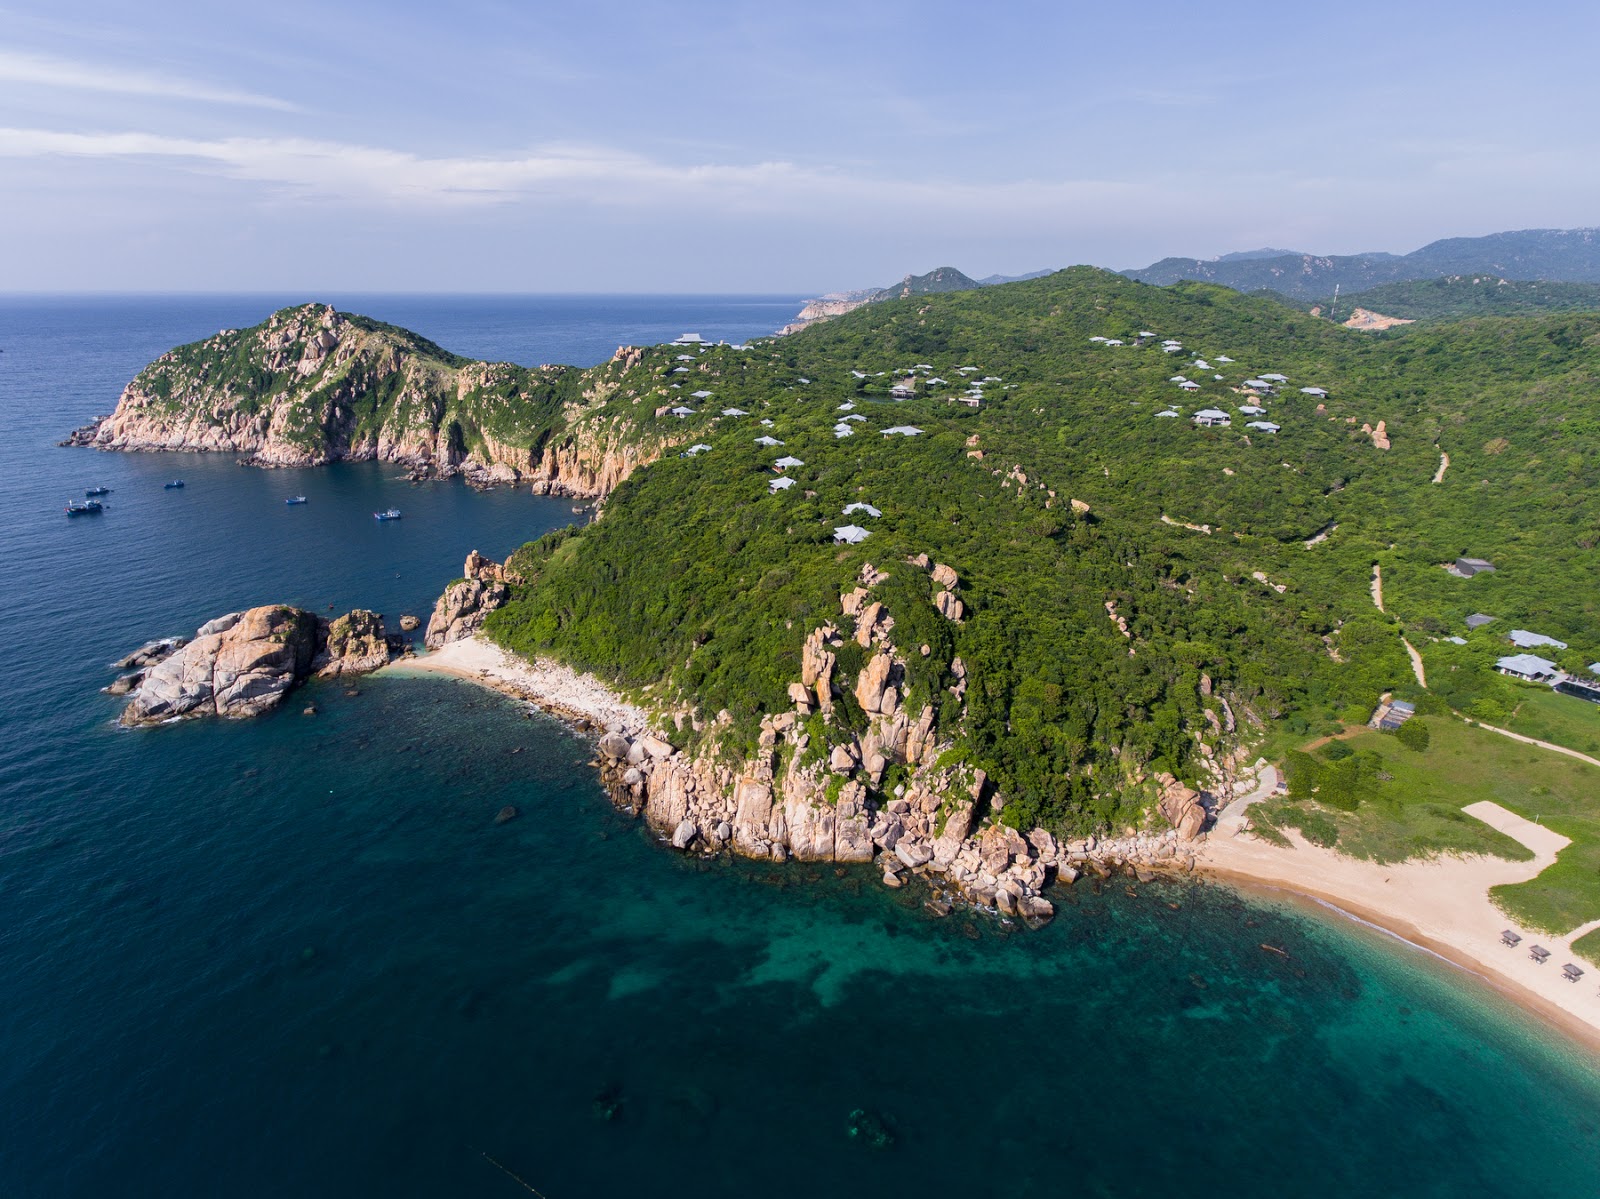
[2, 294, 1598, 1197]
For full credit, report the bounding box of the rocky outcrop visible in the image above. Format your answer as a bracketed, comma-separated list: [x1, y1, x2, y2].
[425, 552, 513, 648]
[1156, 775, 1209, 840]
[522, 555, 1244, 927]
[116, 603, 403, 723]
[318, 609, 392, 676]
[527, 423, 660, 499]
[121, 606, 319, 724]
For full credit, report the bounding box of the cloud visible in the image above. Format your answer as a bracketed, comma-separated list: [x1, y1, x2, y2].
[0, 125, 1153, 224]
[0, 50, 297, 111]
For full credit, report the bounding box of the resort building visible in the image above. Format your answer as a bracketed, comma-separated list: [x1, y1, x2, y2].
[1509, 629, 1568, 651]
[1192, 409, 1231, 427]
[1497, 653, 1559, 681]
[1449, 557, 1496, 578]
[833, 524, 872, 544]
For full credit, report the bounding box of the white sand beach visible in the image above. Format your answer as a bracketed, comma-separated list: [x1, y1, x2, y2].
[384, 635, 651, 734]
[1199, 804, 1600, 1051]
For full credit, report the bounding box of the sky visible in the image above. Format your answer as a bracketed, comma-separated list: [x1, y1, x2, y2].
[3, 0, 1599, 293]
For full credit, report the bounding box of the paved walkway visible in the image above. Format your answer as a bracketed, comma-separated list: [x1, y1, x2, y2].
[1462, 800, 1571, 858]
[1213, 762, 1279, 835]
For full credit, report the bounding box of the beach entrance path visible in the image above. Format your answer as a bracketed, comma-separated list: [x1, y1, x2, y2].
[1462, 801, 1571, 862]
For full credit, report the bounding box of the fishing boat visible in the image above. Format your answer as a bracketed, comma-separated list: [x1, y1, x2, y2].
[85, 486, 111, 497]
[164, 480, 185, 489]
[66, 499, 103, 516]
[374, 508, 403, 521]
[285, 496, 308, 505]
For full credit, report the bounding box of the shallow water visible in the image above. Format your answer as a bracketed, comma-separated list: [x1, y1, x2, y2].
[2, 297, 1599, 1197]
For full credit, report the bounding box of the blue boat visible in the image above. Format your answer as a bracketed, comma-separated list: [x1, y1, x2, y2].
[374, 508, 402, 521]
[66, 499, 103, 516]
[164, 480, 185, 489]
[285, 496, 308, 505]
[85, 486, 111, 497]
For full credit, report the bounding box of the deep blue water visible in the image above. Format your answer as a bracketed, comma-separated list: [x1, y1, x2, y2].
[2, 296, 1599, 1197]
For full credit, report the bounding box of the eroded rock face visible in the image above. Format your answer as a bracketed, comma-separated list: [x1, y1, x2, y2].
[319, 609, 391, 676]
[425, 552, 513, 648]
[122, 605, 318, 724]
[1157, 775, 1208, 840]
[855, 651, 896, 715]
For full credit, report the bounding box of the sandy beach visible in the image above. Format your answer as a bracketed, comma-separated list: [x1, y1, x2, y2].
[383, 635, 651, 734]
[388, 636, 1600, 1052]
[1198, 810, 1600, 1053]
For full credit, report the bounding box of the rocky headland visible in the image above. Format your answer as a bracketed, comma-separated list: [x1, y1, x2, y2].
[114, 605, 410, 725]
[408, 552, 1255, 925]
[62, 304, 662, 498]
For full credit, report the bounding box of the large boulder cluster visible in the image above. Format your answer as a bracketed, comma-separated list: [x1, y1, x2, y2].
[425, 551, 516, 648]
[112, 604, 409, 725]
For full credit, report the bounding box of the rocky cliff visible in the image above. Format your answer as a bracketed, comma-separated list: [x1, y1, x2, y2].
[64, 304, 680, 500]
[481, 551, 1254, 924]
[64, 304, 578, 483]
[426, 551, 516, 648]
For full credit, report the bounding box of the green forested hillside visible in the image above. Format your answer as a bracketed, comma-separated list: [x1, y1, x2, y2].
[486, 267, 1600, 833]
[1289, 277, 1600, 322]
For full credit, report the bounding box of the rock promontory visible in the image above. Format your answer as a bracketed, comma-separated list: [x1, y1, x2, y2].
[116, 605, 409, 725]
[425, 551, 517, 648]
[63, 304, 671, 498]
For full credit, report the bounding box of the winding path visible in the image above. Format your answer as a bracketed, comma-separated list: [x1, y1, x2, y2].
[1433, 451, 1450, 484]
[1459, 714, 1600, 770]
[1370, 563, 1384, 612]
[1402, 638, 1426, 687]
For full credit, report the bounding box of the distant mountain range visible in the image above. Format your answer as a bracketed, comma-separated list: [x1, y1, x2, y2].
[1124, 228, 1600, 299]
[788, 227, 1600, 333]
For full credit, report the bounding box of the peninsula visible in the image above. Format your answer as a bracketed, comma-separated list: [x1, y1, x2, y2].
[75, 269, 1600, 1040]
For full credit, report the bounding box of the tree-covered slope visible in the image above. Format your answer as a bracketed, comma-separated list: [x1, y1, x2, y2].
[75, 302, 595, 483]
[485, 268, 1600, 833]
[1292, 276, 1600, 322]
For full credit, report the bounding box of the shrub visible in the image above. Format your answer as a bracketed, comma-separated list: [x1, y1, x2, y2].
[1394, 718, 1430, 752]
[1296, 811, 1341, 848]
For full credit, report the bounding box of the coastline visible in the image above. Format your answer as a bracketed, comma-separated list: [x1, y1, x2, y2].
[1196, 825, 1600, 1055]
[388, 636, 1600, 1055]
[381, 634, 650, 735]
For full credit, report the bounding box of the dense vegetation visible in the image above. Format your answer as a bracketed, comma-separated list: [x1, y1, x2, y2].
[482, 267, 1600, 841]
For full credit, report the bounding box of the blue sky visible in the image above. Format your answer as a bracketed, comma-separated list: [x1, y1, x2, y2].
[3, 0, 1598, 291]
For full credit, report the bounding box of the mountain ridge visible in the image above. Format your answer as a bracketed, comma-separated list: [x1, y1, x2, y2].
[1126, 227, 1600, 298]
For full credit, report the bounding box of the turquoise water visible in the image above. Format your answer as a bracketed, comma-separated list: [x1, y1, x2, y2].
[3, 297, 1599, 1196]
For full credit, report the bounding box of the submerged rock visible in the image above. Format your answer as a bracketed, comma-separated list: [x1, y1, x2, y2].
[845, 1107, 896, 1150]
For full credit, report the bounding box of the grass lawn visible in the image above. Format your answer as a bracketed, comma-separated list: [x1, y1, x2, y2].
[1504, 686, 1600, 757]
[1254, 715, 1600, 934]
[1572, 927, 1600, 969]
